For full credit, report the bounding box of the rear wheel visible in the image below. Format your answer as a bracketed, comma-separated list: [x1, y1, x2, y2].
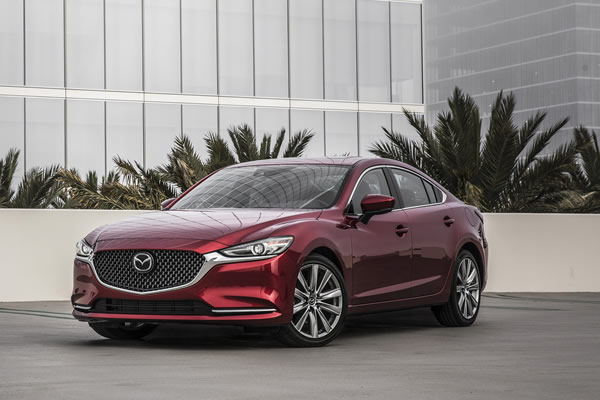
[277, 254, 347, 347]
[432, 250, 481, 327]
[88, 322, 157, 340]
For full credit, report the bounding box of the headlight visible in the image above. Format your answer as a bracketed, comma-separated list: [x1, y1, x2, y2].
[76, 240, 93, 258]
[219, 236, 294, 258]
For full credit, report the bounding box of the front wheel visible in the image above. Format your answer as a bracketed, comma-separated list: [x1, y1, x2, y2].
[88, 322, 157, 340]
[277, 254, 347, 347]
[432, 250, 481, 327]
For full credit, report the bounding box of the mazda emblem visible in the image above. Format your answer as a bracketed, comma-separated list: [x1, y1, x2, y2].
[132, 252, 154, 273]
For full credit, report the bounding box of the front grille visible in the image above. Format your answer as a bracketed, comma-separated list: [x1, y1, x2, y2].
[93, 250, 204, 293]
[91, 299, 212, 315]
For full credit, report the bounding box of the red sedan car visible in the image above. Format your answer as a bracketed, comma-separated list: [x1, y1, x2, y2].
[72, 158, 487, 347]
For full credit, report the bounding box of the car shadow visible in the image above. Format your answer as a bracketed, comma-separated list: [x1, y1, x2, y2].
[72, 307, 440, 350]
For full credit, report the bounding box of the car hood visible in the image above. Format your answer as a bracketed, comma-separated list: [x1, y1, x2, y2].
[89, 209, 321, 246]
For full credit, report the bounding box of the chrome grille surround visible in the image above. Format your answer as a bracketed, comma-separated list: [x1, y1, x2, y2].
[92, 250, 205, 293]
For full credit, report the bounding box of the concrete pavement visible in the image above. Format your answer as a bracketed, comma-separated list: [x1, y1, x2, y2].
[0, 293, 598, 399]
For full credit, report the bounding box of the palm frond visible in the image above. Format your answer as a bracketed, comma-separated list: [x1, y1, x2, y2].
[205, 132, 235, 172]
[574, 126, 600, 190]
[514, 117, 569, 182]
[259, 134, 272, 160]
[403, 110, 447, 184]
[479, 91, 520, 210]
[270, 128, 287, 158]
[10, 165, 62, 208]
[228, 124, 259, 163]
[0, 148, 20, 206]
[283, 129, 315, 158]
[158, 134, 207, 191]
[369, 127, 425, 170]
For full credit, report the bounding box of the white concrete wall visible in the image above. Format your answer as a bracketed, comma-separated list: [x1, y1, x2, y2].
[482, 213, 599, 292]
[0, 210, 598, 301]
[0, 209, 147, 302]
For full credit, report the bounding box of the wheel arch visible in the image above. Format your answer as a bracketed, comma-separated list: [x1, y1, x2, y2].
[309, 246, 344, 277]
[459, 241, 485, 284]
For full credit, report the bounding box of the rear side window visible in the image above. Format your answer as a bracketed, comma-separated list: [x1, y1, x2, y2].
[390, 169, 429, 208]
[349, 169, 391, 214]
[432, 185, 443, 203]
[423, 180, 436, 203]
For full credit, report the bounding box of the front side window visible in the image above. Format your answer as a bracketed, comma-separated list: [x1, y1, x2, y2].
[349, 169, 391, 214]
[390, 169, 429, 208]
[172, 165, 350, 210]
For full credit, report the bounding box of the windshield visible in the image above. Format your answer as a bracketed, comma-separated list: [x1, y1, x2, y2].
[171, 164, 351, 210]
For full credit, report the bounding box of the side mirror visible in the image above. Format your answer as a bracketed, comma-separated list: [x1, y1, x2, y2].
[360, 194, 395, 224]
[160, 198, 176, 211]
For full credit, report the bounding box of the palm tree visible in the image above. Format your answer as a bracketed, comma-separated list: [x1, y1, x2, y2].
[0, 148, 19, 207]
[160, 126, 315, 192]
[56, 125, 316, 209]
[0, 148, 64, 208]
[369, 87, 582, 212]
[226, 124, 315, 163]
[58, 159, 178, 210]
[10, 165, 63, 208]
[557, 126, 600, 212]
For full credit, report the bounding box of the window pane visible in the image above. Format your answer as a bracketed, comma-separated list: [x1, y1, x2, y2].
[255, 108, 289, 156]
[358, 112, 390, 156]
[144, 0, 180, 93]
[290, 0, 323, 99]
[357, 0, 390, 102]
[350, 168, 390, 214]
[0, 0, 24, 85]
[0, 96, 24, 185]
[106, 0, 142, 91]
[218, 0, 253, 96]
[391, 3, 422, 103]
[324, 0, 356, 100]
[422, 180, 435, 204]
[25, 98, 64, 168]
[106, 101, 143, 171]
[391, 169, 429, 208]
[145, 103, 181, 168]
[433, 185, 443, 203]
[181, 0, 217, 94]
[219, 106, 254, 138]
[66, 0, 104, 89]
[66, 100, 104, 174]
[325, 111, 357, 157]
[25, 0, 64, 87]
[182, 104, 217, 161]
[255, 0, 288, 98]
[291, 109, 324, 157]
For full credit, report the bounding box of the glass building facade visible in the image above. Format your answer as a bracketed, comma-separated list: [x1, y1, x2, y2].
[424, 0, 600, 147]
[0, 0, 423, 181]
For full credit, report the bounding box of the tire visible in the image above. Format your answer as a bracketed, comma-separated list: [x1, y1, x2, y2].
[432, 249, 481, 327]
[277, 254, 347, 347]
[89, 322, 157, 340]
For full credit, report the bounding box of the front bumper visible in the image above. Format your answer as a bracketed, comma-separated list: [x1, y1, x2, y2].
[71, 249, 299, 326]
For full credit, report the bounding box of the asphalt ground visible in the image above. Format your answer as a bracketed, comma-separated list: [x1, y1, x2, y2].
[1, 293, 598, 399]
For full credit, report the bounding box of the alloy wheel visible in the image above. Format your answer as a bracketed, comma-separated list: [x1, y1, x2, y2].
[292, 263, 343, 339]
[456, 257, 480, 319]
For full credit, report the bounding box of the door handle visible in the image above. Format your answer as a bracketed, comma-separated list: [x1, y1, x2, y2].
[395, 225, 409, 238]
[443, 216, 455, 227]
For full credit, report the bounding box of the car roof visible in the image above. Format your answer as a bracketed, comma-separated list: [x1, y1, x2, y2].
[228, 157, 411, 168]
[231, 157, 365, 167]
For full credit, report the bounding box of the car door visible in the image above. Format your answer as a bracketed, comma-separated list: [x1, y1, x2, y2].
[349, 168, 413, 304]
[388, 168, 456, 297]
